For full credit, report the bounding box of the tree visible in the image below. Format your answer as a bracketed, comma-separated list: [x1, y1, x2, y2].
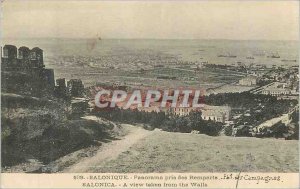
[271, 121, 288, 138]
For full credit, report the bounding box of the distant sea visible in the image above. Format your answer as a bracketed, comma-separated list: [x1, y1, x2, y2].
[2, 38, 299, 67]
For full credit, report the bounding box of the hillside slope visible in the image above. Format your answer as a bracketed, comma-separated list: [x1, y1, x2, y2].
[1, 94, 124, 172]
[87, 129, 299, 173]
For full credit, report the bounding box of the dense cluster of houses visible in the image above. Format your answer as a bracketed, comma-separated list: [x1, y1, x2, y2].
[238, 65, 299, 99]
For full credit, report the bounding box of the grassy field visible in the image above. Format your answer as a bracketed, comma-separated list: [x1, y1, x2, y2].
[91, 129, 299, 173]
[50, 65, 246, 88]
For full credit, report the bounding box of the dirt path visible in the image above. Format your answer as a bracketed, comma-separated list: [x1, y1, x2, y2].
[64, 124, 153, 173]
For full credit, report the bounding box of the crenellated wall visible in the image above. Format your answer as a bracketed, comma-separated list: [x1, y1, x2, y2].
[1, 44, 54, 97]
[1, 45, 44, 69]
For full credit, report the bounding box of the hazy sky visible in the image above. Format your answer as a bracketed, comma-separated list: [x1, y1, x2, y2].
[1, 0, 299, 40]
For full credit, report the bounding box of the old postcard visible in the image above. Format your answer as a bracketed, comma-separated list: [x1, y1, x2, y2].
[0, 0, 299, 188]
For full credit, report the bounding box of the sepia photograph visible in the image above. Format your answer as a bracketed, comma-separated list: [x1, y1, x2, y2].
[0, 0, 299, 188]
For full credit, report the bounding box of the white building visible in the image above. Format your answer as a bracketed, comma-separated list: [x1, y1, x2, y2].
[201, 105, 231, 123]
[169, 105, 231, 123]
[260, 82, 292, 96]
[239, 76, 257, 86]
[170, 107, 197, 116]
